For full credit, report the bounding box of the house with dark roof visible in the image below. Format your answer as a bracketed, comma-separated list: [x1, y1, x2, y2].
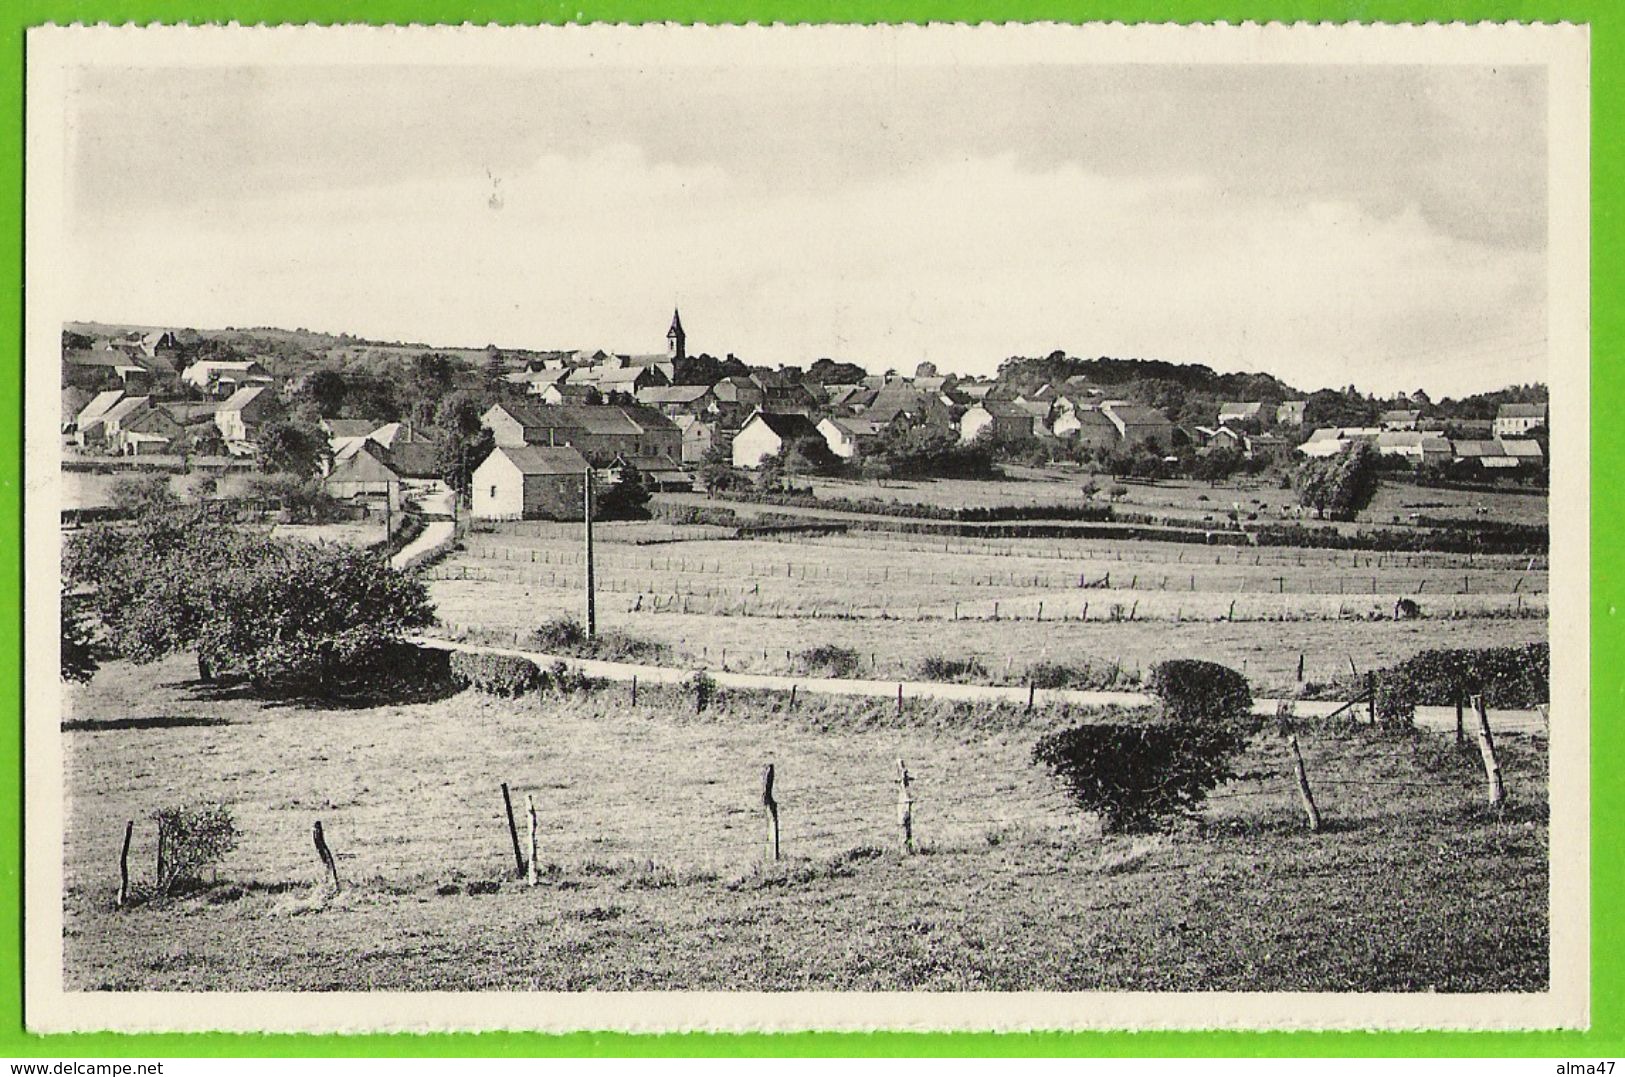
[324, 441, 404, 506]
[635, 384, 717, 417]
[1101, 403, 1175, 449]
[471, 444, 591, 521]
[1218, 401, 1263, 425]
[480, 402, 680, 465]
[959, 400, 1044, 443]
[732, 411, 825, 468]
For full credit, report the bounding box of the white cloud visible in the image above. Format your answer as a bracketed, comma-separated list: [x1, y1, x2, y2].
[69, 144, 1543, 395]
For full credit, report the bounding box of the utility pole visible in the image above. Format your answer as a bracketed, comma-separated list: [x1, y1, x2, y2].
[583, 466, 597, 639]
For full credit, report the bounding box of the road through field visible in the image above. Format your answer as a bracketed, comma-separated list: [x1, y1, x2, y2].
[417, 637, 1548, 736]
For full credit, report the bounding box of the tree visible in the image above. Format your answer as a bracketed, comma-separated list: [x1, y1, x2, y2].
[1293, 442, 1381, 520]
[1191, 448, 1243, 485]
[698, 438, 741, 492]
[65, 509, 435, 693]
[598, 464, 652, 520]
[484, 350, 507, 394]
[302, 369, 350, 416]
[109, 474, 178, 515]
[257, 420, 330, 478]
[437, 426, 494, 501]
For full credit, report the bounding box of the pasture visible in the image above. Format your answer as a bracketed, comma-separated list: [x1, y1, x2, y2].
[62, 656, 1548, 992]
[424, 524, 1547, 694]
[803, 467, 1549, 530]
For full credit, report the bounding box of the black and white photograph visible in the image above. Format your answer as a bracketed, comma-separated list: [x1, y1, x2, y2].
[23, 22, 1590, 1033]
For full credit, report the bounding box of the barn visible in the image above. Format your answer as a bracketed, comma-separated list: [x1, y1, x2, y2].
[471, 445, 591, 521]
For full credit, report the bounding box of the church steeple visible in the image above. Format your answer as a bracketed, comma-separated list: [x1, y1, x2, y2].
[667, 308, 686, 362]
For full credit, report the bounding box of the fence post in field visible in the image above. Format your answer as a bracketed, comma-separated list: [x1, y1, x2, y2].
[525, 794, 539, 888]
[1455, 697, 1465, 746]
[789, 684, 797, 711]
[1037, 601, 1043, 622]
[631, 675, 638, 706]
[1286, 732, 1322, 833]
[1226, 600, 1235, 622]
[761, 764, 781, 863]
[896, 759, 915, 854]
[156, 825, 164, 892]
[1296, 653, 1305, 683]
[1027, 682, 1036, 714]
[1366, 671, 1376, 723]
[1471, 695, 1506, 808]
[993, 601, 1000, 620]
[500, 783, 525, 878]
[896, 683, 904, 719]
[1082, 602, 1089, 621]
[117, 819, 134, 907]
[313, 820, 340, 891]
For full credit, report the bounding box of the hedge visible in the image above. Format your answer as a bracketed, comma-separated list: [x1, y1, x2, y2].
[1371, 643, 1549, 722]
[449, 651, 542, 696]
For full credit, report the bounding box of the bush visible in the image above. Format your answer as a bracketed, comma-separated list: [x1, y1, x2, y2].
[153, 804, 239, 896]
[687, 669, 718, 712]
[449, 651, 542, 696]
[1144, 659, 1254, 729]
[1373, 644, 1549, 723]
[795, 644, 862, 678]
[529, 617, 670, 663]
[1025, 659, 1136, 691]
[915, 655, 989, 682]
[1032, 723, 1247, 832]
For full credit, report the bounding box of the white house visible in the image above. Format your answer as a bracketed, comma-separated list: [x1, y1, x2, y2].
[470, 445, 591, 521]
[732, 411, 824, 468]
[1493, 403, 1547, 437]
[817, 416, 883, 459]
[214, 385, 276, 446]
[181, 359, 274, 399]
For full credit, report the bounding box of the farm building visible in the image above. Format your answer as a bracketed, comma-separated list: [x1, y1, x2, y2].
[1375, 431, 1453, 465]
[324, 441, 404, 509]
[1298, 427, 1380, 457]
[817, 416, 884, 459]
[481, 403, 681, 465]
[118, 405, 182, 455]
[674, 415, 718, 465]
[960, 401, 1043, 443]
[537, 383, 601, 406]
[1050, 406, 1119, 450]
[1379, 410, 1422, 431]
[732, 411, 825, 468]
[214, 385, 277, 447]
[470, 445, 591, 521]
[182, 359, 274, 399]
[636, 384, 718, 417]
[1494, 402, 1548, 437]
[62, 349, 154, 393]
[1276, 400, 1307, 426]
[1101, 403, 1175, 449]
[609, 453, 692, 491]
[1217, 402, 1262, 425]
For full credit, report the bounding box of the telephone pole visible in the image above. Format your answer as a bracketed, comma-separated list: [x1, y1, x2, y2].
[583, 466, 597, 639]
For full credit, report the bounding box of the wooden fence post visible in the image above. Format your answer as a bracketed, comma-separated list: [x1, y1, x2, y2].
[789, 684, 798, 711]
[631, 675, 638, 706]
[1296, 653, 1305, 683]
[313, 820, 340, 891]
[897, 759, 915, 854]
[761, 764, 780, 863]
[1366, 671, 1376, 723]
[1455, 697, 1465, 746]
[1026, 682, 1036, 714]
[117, 819, 134, 907]
[896, 683, 904, 719]
[1471, 694, 1506, 807]
[526, 794, 539, 887]
[1286, 734, 1322, 832]
[500, 783, 525, 878]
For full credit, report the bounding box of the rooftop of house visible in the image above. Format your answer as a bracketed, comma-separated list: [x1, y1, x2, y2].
[492, 444, 592, 476]
[1496, 403, 1548, 419]
[745, 411, 823, 440]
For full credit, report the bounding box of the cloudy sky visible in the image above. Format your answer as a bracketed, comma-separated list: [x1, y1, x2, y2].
[63, 60, 1548, 395]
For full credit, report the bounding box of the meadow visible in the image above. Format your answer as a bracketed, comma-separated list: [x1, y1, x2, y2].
[423, 523, 1547, 694]
[62, 655, 1548, 992]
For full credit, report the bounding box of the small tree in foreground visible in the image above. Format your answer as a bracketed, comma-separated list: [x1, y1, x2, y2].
[1033, 658, 1256, 832]
[152, 804, 238, 897]
[1294, 442, 1381, 520]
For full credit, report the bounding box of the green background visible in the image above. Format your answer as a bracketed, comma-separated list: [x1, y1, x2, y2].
[1, 0, 1616, 1059]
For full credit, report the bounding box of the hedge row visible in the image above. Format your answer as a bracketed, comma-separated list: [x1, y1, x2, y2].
[449, 651, 541, 696]
[1374, 643, 1549, 722]
[728, 488, 1115, 523]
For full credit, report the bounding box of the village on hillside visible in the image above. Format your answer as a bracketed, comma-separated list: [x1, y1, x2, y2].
[61, 310, 1549, 528]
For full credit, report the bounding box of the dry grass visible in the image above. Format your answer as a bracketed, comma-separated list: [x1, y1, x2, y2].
[62, 657, 1548, 992]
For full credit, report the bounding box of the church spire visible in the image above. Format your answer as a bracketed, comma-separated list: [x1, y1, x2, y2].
[667, 308, 686, 362]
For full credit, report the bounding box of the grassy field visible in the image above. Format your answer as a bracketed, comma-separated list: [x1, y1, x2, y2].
[803, 467, 1549, 530]
[424, 524, 1546, 694]
[62, 656, 1548, 992]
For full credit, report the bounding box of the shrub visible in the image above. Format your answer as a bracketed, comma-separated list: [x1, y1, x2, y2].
[153, 804, 239, 896]
[449, 651, 542, 696]
[529, 617, 670, 663]
[1374, 643, 1549, 721]
[915, 655, 989, 682]
[1144, 659, 1254, 729]
[1025, 659, 1136, 691]
[532, 617, 588, 652]
[1032, 723, 1247, 832]
[795, 644, 862, 678]
[687, 669, 718, 712]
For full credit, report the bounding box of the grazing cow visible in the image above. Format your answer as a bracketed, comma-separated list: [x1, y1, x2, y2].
[1394, 598, 1422, 620]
